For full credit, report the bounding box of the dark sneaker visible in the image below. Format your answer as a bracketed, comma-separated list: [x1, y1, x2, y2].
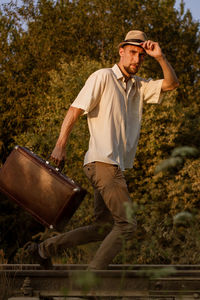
[27, 242, 52, 269]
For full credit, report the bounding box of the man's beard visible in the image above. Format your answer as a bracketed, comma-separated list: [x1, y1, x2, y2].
[124, 64, 139, 75]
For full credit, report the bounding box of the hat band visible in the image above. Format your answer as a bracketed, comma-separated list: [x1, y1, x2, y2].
[124, 39, 144, 44]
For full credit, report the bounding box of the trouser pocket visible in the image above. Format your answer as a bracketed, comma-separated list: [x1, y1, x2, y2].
[83, 162, 96, 186]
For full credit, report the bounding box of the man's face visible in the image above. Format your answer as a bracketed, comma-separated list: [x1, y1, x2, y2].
[119, 44, 146, 75]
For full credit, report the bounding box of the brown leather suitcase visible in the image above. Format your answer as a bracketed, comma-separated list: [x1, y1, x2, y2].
[0, 145, 87, 231]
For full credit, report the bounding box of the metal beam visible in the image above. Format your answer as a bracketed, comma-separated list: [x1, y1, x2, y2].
[1, 264, 200, 299]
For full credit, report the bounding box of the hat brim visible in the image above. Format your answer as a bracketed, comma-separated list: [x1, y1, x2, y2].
[118, 41, 144, 48]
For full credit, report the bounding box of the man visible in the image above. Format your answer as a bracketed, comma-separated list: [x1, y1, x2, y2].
[28, 30, 179, 269]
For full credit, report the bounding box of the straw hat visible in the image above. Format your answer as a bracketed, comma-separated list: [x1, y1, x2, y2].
[118, 30, 147, 48]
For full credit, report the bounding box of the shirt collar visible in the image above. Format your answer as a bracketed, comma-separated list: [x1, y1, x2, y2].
[112, 64, 135, 83]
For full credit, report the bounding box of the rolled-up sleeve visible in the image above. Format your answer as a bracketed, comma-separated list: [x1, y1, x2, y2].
[143, 78, 163, 104]
[71, 70, 104, 113]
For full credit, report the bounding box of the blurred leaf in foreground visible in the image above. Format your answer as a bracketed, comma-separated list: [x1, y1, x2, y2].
[154, 157, 183, 174]
[173, 211, 194, 226]
[171, 146, 199, 158]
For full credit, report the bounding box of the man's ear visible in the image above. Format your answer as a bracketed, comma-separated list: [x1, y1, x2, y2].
[119, 47, 125, 58]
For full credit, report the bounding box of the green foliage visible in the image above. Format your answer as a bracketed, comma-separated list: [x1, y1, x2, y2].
[14, 57, 105, 183]
[0, 0, 200, 264]
[73, 271, 100, 295]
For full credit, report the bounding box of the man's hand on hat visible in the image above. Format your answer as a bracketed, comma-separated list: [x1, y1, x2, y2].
[141, 40, 163, 59]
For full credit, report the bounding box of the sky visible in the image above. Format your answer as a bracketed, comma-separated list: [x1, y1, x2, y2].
[1, 0, 200, 22]
[175, 0, 200, 21]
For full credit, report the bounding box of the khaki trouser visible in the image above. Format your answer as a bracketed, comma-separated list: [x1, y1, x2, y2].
[39, 162, 137, 269]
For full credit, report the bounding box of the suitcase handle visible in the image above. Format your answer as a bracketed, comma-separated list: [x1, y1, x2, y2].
[46, 159, 65, 172]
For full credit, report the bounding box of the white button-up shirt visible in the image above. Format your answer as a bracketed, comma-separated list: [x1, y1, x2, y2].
[71, 64, 163, 170]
